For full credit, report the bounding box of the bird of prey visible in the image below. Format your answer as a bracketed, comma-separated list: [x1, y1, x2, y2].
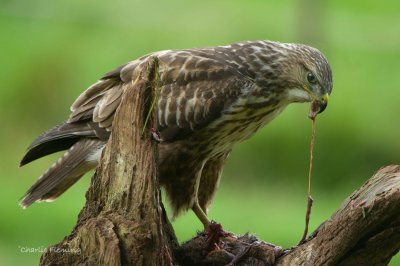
[20, 40, 332, 228]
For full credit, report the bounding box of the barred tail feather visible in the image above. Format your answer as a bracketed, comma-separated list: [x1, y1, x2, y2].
[20, 122, 95, 166]
[20, 139, 104, 208]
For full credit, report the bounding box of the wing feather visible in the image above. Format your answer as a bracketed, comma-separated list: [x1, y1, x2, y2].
[66, 48, 254, 142]
[93, 86, 123, 121]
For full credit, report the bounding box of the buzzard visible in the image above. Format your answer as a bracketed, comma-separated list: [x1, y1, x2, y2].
[20, 40, 332, 228]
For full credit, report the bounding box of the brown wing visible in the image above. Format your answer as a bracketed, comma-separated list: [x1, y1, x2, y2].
[69, 49, 254, 142]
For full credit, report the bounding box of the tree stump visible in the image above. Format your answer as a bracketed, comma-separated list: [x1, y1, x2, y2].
[40, 57, 177, 266]
[40, 56, 400, 265]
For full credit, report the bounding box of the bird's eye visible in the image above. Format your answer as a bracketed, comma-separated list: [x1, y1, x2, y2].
[307, 72, 317, 84]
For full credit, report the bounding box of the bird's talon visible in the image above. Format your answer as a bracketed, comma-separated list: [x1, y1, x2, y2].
[206, 221, 227, 251]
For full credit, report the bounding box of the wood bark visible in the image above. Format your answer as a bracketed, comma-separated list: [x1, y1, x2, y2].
[39, 56, 400, 265]
[276, 165, 400, 266]
[175, 165, 400, 265]
[40, 57, 177, 266]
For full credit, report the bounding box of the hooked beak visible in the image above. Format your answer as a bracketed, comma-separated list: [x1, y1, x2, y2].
[308, 93, 329, 119]
[317, 94, 329, 114]
[302, 85, 329, 114]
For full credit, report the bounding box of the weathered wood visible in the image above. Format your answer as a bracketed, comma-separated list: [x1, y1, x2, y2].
[175, 166, 400, 266]
[40, 57, 177, 266]
[276, 165, 400, 266]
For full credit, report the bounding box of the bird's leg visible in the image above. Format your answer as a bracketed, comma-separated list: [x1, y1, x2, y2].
[193, 201, 234, 251]
[192, 201, 210, 229]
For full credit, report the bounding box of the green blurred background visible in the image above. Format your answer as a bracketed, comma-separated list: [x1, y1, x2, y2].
[1, 0, 399, 265]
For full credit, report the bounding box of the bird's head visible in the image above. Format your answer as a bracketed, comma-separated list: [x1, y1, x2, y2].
[282, 43, 333, 114]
